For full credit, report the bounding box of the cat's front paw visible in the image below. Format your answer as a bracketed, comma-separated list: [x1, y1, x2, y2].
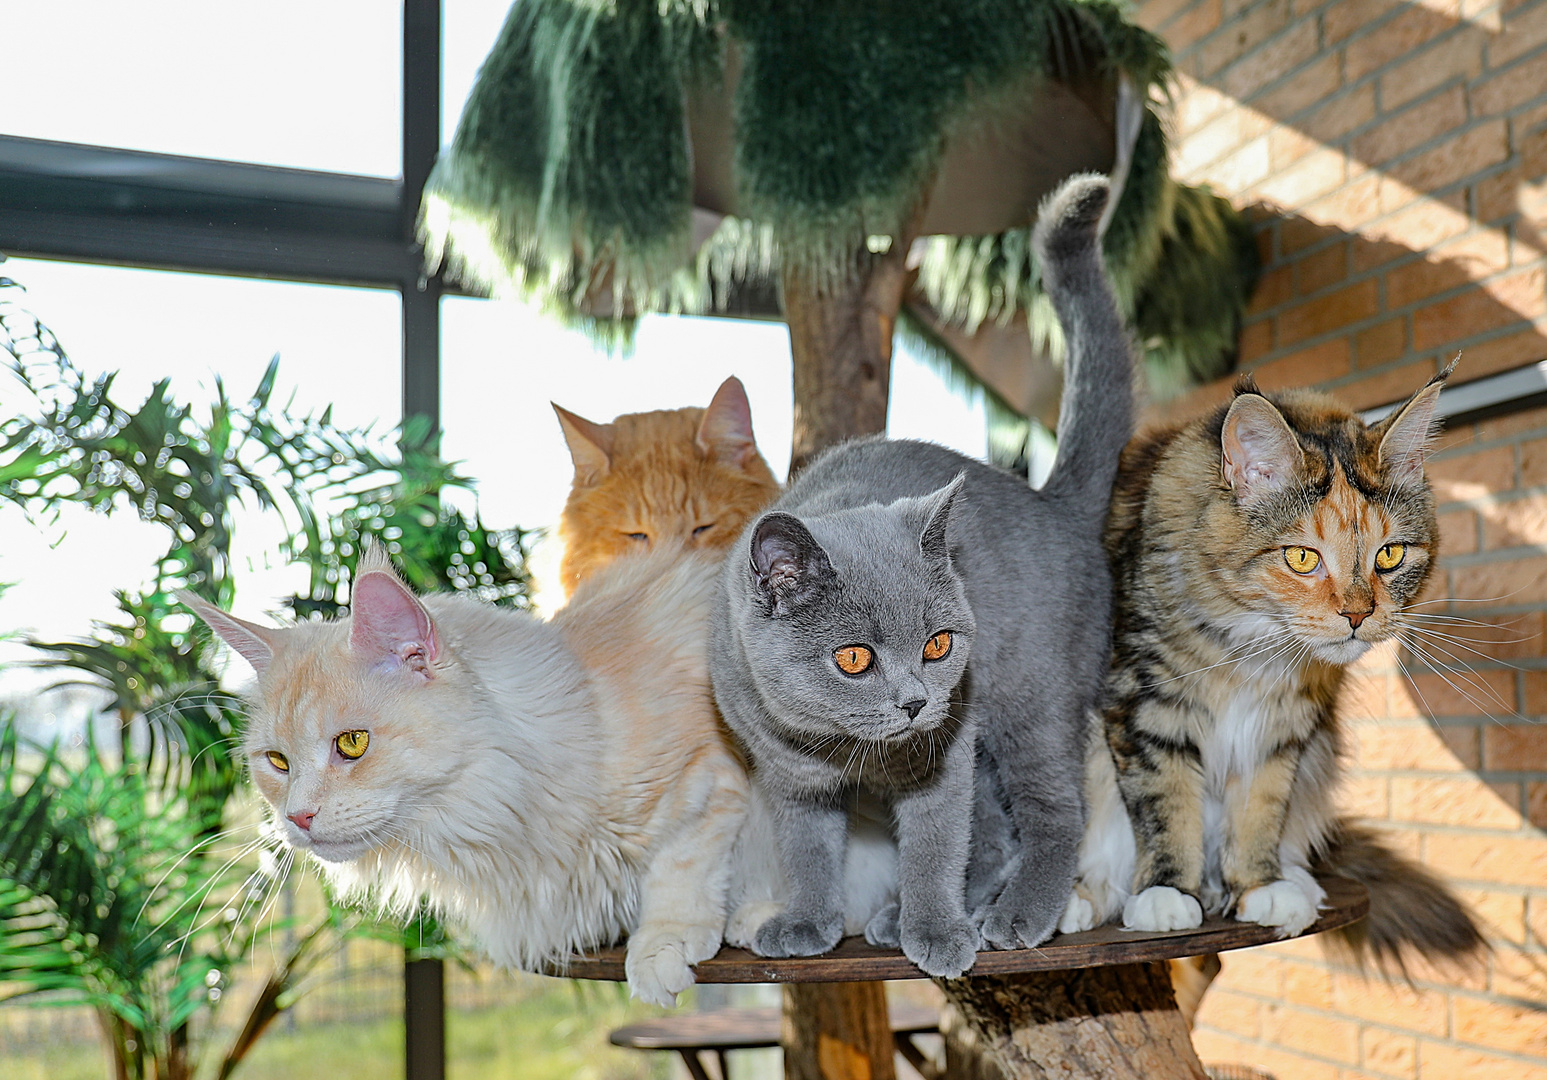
[1122, 886, 1203, 932]
[625, 922, 721, 1007]
[752, 911, 843, 958]
[901, 916, 979, 978]
[864, 901, 901, 948]
[977, 889, 1061, 950]
[1235, 880, 1318, 937]
[725, 901, 784, 950]
[1059, 891, 1097, 935]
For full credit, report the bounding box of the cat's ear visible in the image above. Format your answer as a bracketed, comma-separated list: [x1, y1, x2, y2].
[916, 473, 966, 561]
[749, 512, 835, 615]
[1376, 360, 1453, 487]
[1221, 393, 1303, 502]
[349, 568, 439, 680]
[553, 403, 614, 486]
[179, 591, 278, 676]
[697, 376, 759, 468]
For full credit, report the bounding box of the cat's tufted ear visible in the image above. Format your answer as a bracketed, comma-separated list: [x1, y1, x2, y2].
[349, 567, 439, 680]
[553, 403, 614, 486]
[915, 473, 966, 561]
[1222, 393, 1304, 502]
[696, 376, 759, 468]
[1376, 359, 1453, 488]
[179, 592, 279, 676]
[749, 512, 835, 616]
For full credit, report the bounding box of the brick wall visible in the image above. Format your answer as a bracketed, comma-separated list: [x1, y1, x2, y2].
[1131, 0, 1547, 1075]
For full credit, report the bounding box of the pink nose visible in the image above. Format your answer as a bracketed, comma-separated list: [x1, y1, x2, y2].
[288, 810, 316, 831]
[1343, 609, 1372, 630]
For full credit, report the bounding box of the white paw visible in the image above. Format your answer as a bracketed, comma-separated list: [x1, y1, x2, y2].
[1122, 886, 1203, 932]
[625, 922, 721, 1007]
[1236, 879, 1318, 937]
[1059, 891, 1097, 934]
[725, 901, 783, 950]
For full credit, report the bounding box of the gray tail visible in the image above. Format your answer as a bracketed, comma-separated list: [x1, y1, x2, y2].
[1035, 173, 1138, 509]
[1316, 819, 1487, 978]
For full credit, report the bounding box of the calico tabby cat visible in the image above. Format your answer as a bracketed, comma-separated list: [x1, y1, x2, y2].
[1063, 366, 1484, 969]
[182, 543, 749, 1006]
[711, 174, 1136, 975]
[553, 376, 781, 596]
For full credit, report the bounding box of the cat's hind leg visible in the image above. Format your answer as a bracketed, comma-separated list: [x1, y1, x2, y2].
[1060, 729, 1135, 934]
[627, 753, 747, 1006]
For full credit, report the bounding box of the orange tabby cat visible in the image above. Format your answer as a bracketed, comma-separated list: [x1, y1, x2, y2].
[553, 377, 781, 596]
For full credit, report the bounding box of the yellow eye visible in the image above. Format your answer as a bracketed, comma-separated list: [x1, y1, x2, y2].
[923, 631, 953, 662]
[834, 646, 874, 675]
[335, 730, 370, 760]
[1375, 543, 1406, 571]
[1284, 546, 1321, 574]
[265, 751, 289, 773]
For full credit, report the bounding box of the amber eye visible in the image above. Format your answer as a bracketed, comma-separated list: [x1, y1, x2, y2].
[335, 730, 370, 760]
[1375, 543, 1406, 571]
[923, 631, 953, 662]
[625, 532, 649, 544]
[265, 751, 289, 773]
[1284, 546, 1322, 574]
[834, 645, 874, 675]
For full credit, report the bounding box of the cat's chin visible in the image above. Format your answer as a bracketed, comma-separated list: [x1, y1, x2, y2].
[1313, 636, 1373, 665]
[294, 835, 378, 864]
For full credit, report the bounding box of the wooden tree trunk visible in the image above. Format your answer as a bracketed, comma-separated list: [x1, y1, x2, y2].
[936, 962, 1208, 1080]
[783, 982, 897, 1080]
[781, 228, 920, 477]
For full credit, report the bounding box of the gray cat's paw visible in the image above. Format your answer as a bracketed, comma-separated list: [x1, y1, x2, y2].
[863, 901, 901, 948]
[901, 916, 979, 978]
[752, 912, 843, 958]
[977, 893, 1060, 951]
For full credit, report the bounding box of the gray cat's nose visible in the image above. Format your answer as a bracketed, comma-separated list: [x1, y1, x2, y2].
[899, 699, 926, 720]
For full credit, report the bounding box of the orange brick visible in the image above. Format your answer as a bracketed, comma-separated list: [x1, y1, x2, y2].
[1419, 1041, 1547, 1080]
[1413, 281, 1536, 351]
[1201, 135, 1273, 192]
[1332, 973, 1450, 1036]
[1356, 317, 1408, 366]
[1252, 338, 1353, 389]
[1516, 436, 1547, 486]
[1296, 243, 1351, 295]
[1488, 0, 1547, 67]
[1353, 721, 1480, 769]
[1361, 1027, 1419, 1079]
[1254, 52, 1345, 118]
[1379, 27, 1487, 111]
[1529, 781, 1547, 825]
[1404, 669, 1516, 719]
[1492, 943, 1547, 996]
[1191, 1028, 1252, 1067]
[1340, 773, 1391, 817]
[1429, 443, 1515, 498]
[1346, 5, 1457, 81]
[1216, 949, 1284, 996]
[1425, 830, 1547, 886]
[1439, 508, 1479, 554]
[1388, 120, 1511, 194]
[1220, 19, 1321, 101]
[1459, 887, 1528, 944]
[1483, 723, 1547, 770]
[1282, 215, 1344, 254]
[1474, 51, 1547, 117]
[1134, 0, 1195, 32]
[1423, 610, 1545, 663]
[1253, 1045, 1341, 1080]
[1176, 108, 1270, 176]
[1301, 83, 1378, 144]
[1324, 0, 1401, 45]
[1261, 1002, 1361, 1064]
[1531, 894, 1547, 945]
[1369, 193, 1472, 254]
[1258, 148, 1347, 209]
[1337, 359, 1444, 410]
[1386, 256, 1476, 309]
[1454, 995, 1547, 1057]
[1197, 0, 1293, 75]
[1279, 280, 1380, 344]
[1476, 403, 1547, 442]
[1450, 555, 1547, 609]
[1252, 265, 1295, 312]
[1195, 987, 1263, 1039]
[1308, 173, 1385, 234]
[1354, 86, 1468, 166]
[1483, 494, 1547, 549]
[1390, 776, 1523, 829]
[1165, 0, 1225, 48]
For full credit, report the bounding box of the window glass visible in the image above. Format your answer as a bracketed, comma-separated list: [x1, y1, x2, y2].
[0, 260, 401, 692]
[0, 2, 401, 176]
[443, 0, 514, 140]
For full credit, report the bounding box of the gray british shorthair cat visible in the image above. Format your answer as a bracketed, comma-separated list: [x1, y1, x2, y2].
[711, 173, 1137, 972]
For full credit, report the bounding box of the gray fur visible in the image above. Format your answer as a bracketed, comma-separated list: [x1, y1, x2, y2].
[711, 174, 1136, 962]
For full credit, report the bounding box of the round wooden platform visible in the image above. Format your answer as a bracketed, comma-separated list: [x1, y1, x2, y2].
[554, 875, 1368, 984]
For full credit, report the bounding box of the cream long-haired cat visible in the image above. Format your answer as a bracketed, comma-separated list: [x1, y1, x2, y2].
[552, 376, 781, 596]
[182, 543, 750, 1005]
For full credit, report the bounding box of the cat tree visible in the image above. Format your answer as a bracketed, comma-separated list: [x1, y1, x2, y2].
[419, 1, 1267, 1075]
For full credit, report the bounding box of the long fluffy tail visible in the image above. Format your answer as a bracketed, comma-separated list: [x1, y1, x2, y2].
[1034, 173, 1139, 509]
[1316, 819, 1487, 976]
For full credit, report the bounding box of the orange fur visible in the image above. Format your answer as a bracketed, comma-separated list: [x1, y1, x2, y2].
[554, 377, 780, 597]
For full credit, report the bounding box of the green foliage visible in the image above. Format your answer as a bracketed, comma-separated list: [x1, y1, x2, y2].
[424, 0, 1257, 388]
[0, 277, 528, 1080]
